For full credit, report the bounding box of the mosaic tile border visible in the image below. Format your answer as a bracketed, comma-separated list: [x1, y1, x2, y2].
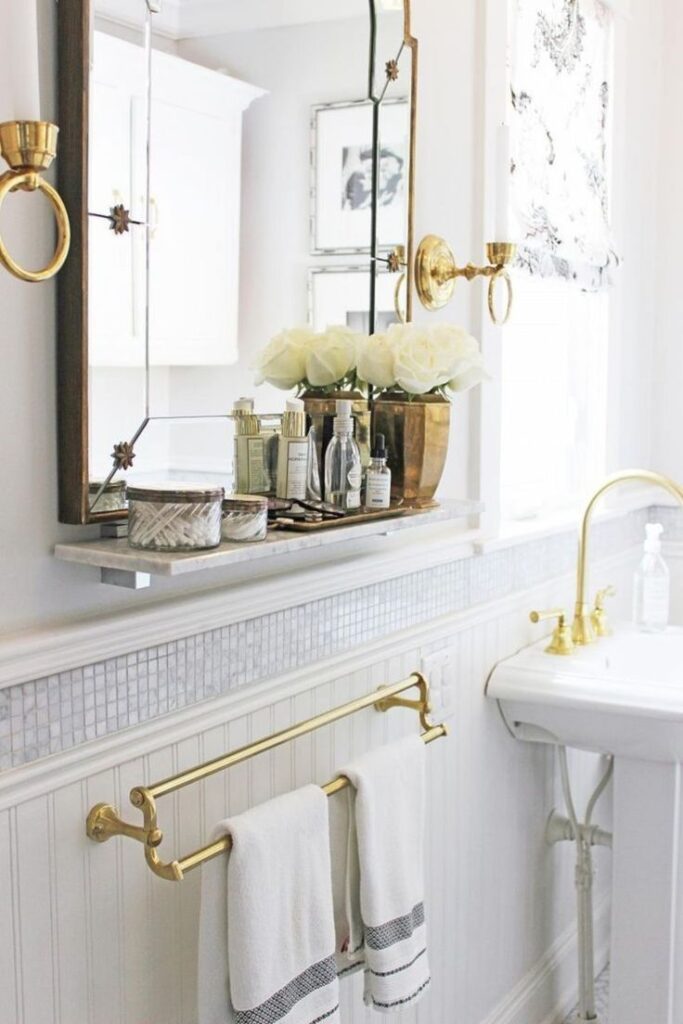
[0, 508, 664, 771]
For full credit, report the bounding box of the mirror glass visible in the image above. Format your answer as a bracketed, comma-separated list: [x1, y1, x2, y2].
[88, 0, 413, 515]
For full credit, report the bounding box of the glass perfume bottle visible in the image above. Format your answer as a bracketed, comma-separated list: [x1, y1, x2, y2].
[324, 399, 362, 510]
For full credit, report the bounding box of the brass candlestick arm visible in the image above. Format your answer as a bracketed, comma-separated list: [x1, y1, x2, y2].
[415, 234, 517, 325]
[0, 120, 71, 283]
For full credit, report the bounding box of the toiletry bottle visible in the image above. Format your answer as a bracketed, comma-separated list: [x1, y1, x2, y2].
[233, 397, 270, 494]
[366, 433, 392, 509]
[633, 522, 670, 632]
[324, 399, 362, 510]
[276, 398, 309, 500]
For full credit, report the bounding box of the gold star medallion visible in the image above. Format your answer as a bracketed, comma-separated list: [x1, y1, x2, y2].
[111, 440, 136, 470]
[110, 204, 131, 235]
[385, 59, 400, 82]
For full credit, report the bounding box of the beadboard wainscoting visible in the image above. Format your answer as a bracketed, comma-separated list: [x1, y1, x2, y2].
[0, 544, 639, 1024]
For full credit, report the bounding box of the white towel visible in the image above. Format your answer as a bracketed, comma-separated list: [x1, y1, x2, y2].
[198, 784, 340, 1024]
[340, 735, 430, 1014]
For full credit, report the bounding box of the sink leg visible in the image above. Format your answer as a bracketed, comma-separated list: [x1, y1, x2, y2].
[611, 759, 683, 1023]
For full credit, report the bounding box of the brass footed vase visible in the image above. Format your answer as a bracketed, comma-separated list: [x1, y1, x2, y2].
[372, 393, 450, 502]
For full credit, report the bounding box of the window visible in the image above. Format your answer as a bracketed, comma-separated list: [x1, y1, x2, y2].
[493, 0, 615, 527]
[500, 277, 609, 522]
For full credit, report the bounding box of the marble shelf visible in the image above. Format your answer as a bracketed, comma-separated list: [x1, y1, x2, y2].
[54, 500, 481, 588]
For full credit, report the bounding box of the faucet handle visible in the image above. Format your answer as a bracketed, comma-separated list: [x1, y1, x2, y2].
[592, 585, 616, 637]
[529, 609, 576, 656]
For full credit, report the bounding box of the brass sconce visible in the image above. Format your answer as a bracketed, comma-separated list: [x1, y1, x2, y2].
[415, 234, 517, 326]
[0, 121, 71, 283]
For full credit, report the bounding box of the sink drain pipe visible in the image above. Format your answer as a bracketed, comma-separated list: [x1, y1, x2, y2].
[549, 748, 613, 1023]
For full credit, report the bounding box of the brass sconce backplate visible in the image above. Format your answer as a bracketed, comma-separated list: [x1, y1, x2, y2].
[415, 234, 458, 311]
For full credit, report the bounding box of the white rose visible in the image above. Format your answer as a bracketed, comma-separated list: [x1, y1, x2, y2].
[393, 335, 445, 395]
[447, 352, 490, 392]
[305, 325, 361, 388]
[357, 332, 397, 389]
[428, 323, 481, 381]
[428, 324, 489, 393]
[254, 327, 316, 390]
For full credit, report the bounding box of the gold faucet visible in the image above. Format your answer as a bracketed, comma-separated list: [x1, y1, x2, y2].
[572, 470, 683, 645]
[532, 469, 683, 653]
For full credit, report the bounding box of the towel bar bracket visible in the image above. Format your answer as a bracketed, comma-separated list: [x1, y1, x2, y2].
[377, 695, 429, 714]
[376, 674, 432, 731]
[86, 802, 163, 848]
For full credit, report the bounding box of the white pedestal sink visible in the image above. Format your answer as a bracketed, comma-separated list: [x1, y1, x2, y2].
[488, 625, 683, 1024]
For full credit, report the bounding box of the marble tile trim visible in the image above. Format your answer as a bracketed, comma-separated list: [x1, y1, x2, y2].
[0, 507, 663, 771]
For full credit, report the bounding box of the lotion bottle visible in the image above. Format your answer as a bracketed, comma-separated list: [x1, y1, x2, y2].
[633, 522, 670, 632]
[366, 433, 392, 509]
[276, 398, 308, 500]
[324, 399, 362, 509]
[232, 397, 270, 494]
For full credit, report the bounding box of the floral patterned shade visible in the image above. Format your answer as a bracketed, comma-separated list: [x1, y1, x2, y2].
[510, 0, 619, 291]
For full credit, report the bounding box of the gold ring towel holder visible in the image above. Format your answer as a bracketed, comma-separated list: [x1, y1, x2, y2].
[86, 672, 448, 881]
[0, 121, 71, 283]
[415, 235, 517, 326]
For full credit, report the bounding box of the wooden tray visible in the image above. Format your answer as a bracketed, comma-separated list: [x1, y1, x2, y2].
[271, 502, 438, 533]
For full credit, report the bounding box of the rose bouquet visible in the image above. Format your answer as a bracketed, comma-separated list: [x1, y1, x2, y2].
[357, 322, 488, 398]
[254, 325, 367, 394]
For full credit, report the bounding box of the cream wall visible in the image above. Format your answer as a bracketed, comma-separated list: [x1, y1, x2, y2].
[0, 0, 669, 635]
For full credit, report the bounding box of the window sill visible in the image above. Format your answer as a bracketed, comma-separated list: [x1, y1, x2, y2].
[476, 485, 665, 554]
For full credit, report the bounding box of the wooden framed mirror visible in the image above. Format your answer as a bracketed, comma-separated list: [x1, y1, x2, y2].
[57, 0, 417, 524]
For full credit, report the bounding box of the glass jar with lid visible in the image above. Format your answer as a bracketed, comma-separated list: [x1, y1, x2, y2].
[127, 484, 224, 552]
[222, 494, 269, 543]
[88, 478, 127, 513]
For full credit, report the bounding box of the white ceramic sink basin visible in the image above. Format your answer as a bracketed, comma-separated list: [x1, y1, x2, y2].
[487, 624, 683, 761]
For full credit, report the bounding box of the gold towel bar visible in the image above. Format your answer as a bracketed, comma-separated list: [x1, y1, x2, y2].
[86, 672, 448, 881]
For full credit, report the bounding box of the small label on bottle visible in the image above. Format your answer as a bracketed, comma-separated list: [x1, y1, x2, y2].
[247, 438, 269, 492]
[366, 472, 391, 509]
[284, 440, 308, 500]
[235, 437, 269, 494]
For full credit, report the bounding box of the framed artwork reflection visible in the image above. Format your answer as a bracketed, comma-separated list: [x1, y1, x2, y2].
[308, 266, 400, 333]
[310, 98, 409, 255]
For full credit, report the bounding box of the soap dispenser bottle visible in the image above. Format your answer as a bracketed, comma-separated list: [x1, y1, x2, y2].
[324, 399, 362, 509]
[633, 522, 670, 632]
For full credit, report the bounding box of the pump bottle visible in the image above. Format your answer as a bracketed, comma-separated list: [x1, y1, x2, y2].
[324, 399, 362, 509]
[633, 522, 670, 632]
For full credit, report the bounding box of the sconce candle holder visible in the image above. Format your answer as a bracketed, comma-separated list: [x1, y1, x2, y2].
[0, 121, 71, 283]
[415, 234, 517, 326]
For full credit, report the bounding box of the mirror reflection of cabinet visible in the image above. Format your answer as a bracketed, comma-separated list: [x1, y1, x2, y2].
[57, 0, 417, 524]
[89, 31, 264, 369]
[88, 31, 147, 367]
